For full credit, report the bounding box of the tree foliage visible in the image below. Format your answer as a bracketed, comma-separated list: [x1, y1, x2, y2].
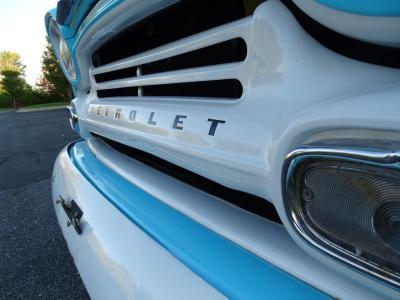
[1, 70, 30, 103]
[0, 39, 72, 108]
[0, 51, 25, 73]
[37, 38, 71, 100]
[0, 51, 31, 107]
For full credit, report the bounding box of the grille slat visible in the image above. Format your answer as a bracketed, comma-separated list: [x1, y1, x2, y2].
[97, 80, 243, 99]
[92, 0, 248, 67]
[92, 18, 250, 76]
[94, 38, 247, 83]
[91, 0, 251, 99]
[95, 62, 242, 91]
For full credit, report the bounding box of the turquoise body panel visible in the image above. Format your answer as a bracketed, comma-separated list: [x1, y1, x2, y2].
[315, 0, 400, 16]
[54, 0, 100, 39]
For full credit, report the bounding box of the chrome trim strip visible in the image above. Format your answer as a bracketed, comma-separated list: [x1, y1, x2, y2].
[67, 105, 79, 133]
[285, 146, 400, 165]
[67, 105, 78, 120]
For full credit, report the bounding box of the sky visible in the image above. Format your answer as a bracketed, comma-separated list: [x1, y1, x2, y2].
[0, 0, 57, 85]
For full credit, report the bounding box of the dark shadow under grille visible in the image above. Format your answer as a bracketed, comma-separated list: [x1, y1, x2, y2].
[97, 79, 243, 99]
[94, 134, 282, 225]
[142, 80, 243, 98]
[142, 38, 247, 75]
[92, 0, 251, 100]
[94, 38, 247, 83]
[97, 87, 139, 98]
[92, 0, 247, 67]
[95, 66, 138, 84]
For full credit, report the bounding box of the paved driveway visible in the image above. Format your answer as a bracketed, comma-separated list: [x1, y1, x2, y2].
[0, 109, 89, 299]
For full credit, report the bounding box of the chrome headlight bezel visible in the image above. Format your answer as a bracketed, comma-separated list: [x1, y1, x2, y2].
[283, 146, 400, 289]
[48, 17, 77, 81]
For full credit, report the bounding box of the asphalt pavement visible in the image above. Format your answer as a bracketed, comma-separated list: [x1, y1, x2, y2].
[0, 109, 89, 299]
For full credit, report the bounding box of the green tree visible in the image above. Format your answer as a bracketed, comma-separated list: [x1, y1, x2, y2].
[1, 70, 28, 105]
[37, 38, 71, 101]
[0, 51, 31, 107]
[0, 51, 25, 73]
[0, 51, 23, 93]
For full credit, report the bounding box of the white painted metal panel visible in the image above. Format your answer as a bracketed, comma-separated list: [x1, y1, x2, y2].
[95, 62, 242, 90]
[68, 1, 400, 298]
[52, 147, 226, 300]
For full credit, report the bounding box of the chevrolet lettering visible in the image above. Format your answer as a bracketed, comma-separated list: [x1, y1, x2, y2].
[89, 105, 226, 136]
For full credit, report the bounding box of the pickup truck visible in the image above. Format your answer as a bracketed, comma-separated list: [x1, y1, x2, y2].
[46, 1, 400, 299]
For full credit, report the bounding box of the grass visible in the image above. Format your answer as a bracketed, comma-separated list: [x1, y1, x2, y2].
[24, 101, 69, 109]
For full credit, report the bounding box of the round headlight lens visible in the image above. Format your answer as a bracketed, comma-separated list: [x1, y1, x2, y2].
[48, 18, 77, 81]
[59, 37, 77, 80]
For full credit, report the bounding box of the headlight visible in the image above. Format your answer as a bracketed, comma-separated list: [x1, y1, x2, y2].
[48, 18, 77, 80]
[283, 147, 400, 288]
[59, 37, 77, 80]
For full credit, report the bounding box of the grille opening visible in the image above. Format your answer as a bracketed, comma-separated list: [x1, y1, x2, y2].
[95, 66, 138, 84]
[97, 87, 139, 98]
[97, 79, 243, 99]
[94, 38, 247, 83]
[93, 133, 282, 225]
[282, 0, 400, 69]
[92, 0, 252, 67]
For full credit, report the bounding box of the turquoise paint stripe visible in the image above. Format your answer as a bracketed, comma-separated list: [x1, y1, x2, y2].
[315, 0, 400, 16]
[69, 141, 331, 300]
[61, 0, 81, 27]
[72, 0, 125, 45]
[62, 0, 99, 39]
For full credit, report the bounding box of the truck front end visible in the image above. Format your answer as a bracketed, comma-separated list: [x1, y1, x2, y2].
[46, 1, 400, 299]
